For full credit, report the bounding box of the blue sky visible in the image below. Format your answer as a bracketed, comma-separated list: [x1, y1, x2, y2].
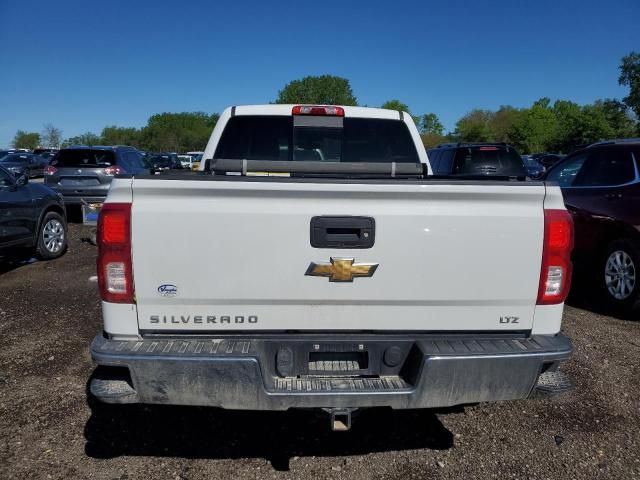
[1, 0, 638, 147]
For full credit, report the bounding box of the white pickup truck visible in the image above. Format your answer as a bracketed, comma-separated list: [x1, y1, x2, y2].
[90, 104, 573, 430]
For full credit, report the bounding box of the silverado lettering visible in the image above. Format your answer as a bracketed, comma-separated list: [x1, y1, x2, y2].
[149, 315, 258, 324]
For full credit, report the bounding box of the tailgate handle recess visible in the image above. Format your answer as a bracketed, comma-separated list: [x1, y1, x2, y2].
[310, 216, 375, 249]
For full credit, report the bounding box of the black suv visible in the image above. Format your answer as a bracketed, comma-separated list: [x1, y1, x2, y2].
[144, 153, 184, 174]
[45, 146, 146, 209]
[544, 139, 640, 312]
[0, 166, 68, 260]
[427, 143, 527, 178]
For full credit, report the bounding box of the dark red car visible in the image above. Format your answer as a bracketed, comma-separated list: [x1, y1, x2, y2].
[545, 139, 640, 313]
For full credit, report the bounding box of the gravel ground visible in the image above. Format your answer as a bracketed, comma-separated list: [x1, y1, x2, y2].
[0, 224, 639, 479]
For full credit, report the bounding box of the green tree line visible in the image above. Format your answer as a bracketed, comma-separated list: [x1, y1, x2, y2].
[11, 112, 219, 152]
[11, 52, 640, 155]
[61, 112, 220, 152]
[443, 97, 636, 153]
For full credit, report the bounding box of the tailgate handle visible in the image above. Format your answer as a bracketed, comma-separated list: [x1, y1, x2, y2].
[310, 216, 375, 249]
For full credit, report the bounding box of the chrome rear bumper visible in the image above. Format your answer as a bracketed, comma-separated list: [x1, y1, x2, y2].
[90, 333, 572, 409]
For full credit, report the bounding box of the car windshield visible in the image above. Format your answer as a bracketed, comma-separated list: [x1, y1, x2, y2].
[522, 157, 540, 167]
[0, 154, 29, 163]
[214, 116, 420, 163]
[53, 149, 116, 167]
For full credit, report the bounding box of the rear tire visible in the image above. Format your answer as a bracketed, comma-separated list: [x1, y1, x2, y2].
[599, 239, 639, 315]
[36, 211, 68, 260]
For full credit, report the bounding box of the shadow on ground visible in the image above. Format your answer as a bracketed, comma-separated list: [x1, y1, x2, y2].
[0, 256, 38, 275]
[84, 394, 457, 470]
[566, 274, 638, 321]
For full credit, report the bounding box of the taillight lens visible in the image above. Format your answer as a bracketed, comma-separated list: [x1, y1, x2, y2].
[292, 105, 345, 116]
[103, 166, 123, 176]
[97, 203, 134, 303]
[44, 165, 57, 175]
[537, 209, 574, 305]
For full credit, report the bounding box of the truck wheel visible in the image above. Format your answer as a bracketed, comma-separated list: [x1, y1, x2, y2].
[36, 212, 68, 260]
[600, 240, 639, 314]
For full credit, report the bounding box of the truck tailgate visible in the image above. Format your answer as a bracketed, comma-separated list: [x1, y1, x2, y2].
[131, 178, 545, 332]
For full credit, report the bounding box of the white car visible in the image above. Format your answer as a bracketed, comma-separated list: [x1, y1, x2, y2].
[186, 151, 204, 171]
[177, 154, 194, 169]
[89, 104, 574, 430]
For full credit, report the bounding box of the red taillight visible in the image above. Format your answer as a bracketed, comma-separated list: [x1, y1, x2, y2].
[44, 165, 57, 175]
[103, 166, 123, 176]
[292, 105, 345, 116]
[537, 209, 574, 305]
[97, 203, 134, 303]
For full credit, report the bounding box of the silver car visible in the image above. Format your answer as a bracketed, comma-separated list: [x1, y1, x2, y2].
[45, 146, 146, 212]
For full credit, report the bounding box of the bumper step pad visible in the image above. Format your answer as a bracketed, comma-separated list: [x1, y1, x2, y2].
[90, 378, 138, 403]
[274, 376, 409, 393]
[94, 337, 253, 356]
[532, 370, 573, 397]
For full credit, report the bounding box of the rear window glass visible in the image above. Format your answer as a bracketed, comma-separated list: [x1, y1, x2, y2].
[54, 149, 116, 167]
[546, 153, 587, 187]
[120, 152, 146, 173]
[451, 147, 526, 177]
[342, 118, 418, 163]
[215, 116, 292, 161]
[147, 155, 172, 165]
[576, 148, 635, 187]
[214, 116, 419, 163]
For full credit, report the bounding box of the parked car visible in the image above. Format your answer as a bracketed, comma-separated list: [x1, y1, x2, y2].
[177, 154, 194, 169]
[0, 149, 29, 159]
[90, 104, 573, 431]
[521, 155, 546, 178]
[0, 166, 68, 260]
[0, 153, 48, 178]
[537, 153, 564, 169]
[0, 148, 31, 154]
[427, 143, 527, 178]
[544, 139, 639, 312]
[33, 148, 58, 164]
[144, 153, 183, 174]
[37, 151, 57, 164]
[187, 151, 205, 171]
[33, 148, 58, 155]
[44, 146, 146, 216]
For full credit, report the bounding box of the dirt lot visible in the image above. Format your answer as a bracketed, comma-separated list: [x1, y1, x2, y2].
[1, 224, 639, 479]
